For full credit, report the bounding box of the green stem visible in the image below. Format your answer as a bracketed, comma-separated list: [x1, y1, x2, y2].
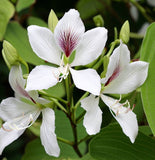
[78, 135, 93, 145]
[51, 98, 67, 113]
[57, 137, 73, 146]
[92, 49, 106, 70]
[129, 0, 154, 23]
[76, 111, 86, 124]
[106, 39, 120, 57]
[130, 32, 144, 39]
[39, 90, 68, 104]
[74, 92, 89, 110]
[41, 95, 67, 113]
[70, 119, 83, 157]
[114, 27, 118, 40]
[65, 74, 71, 106]
[19, 58, 29, 73]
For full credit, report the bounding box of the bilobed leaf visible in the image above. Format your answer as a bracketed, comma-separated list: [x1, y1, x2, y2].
[140, 22, 155, 135]
[89, 124, 155, 160]
[0, 0, 15, 41]
[4, 21, 47, 65]
[16, 0, 35, 12]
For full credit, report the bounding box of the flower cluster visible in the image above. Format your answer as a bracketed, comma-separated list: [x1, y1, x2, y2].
[0, 9, 148, 157]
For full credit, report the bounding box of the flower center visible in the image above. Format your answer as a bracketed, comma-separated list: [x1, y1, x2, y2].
[59, 30, 79, 57]
[52, 64, 70, 82]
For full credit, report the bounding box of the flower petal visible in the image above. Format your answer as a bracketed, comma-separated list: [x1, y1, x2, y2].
[147, 0, 155, 7]
[129, 3, 139, 21]
[28, 25, 61, 65]
[9, 65, 25, 92]
[0, 97, 39, 121]
[26, 65, 59, 91]
[40, 108, 60, 157]
[70, 68, 101, 95]
[101, 95, 138, 143]
[101, 42, 130, 84]
[103, 61, 149, 94]
[81, 94, 102, 135]
[71, 27, 108, 66]
[138, 22, 149, 36]
[54, 9, 85, 57]
[0, 122, 25, 155]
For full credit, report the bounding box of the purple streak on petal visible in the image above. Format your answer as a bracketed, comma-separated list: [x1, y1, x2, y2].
[16, 80, 36, 104]
[105, 66, 120, 86]
[58, 29, 79, 57]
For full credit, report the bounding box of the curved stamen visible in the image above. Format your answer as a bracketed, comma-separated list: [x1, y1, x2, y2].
[2, 112, 38, 132]
[109, 97, 131, 117]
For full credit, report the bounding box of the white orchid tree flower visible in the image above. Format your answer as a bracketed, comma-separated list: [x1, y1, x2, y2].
[0, 65, 60, 157]
[81, 42, 149, 143]
[26, 9, 108, 96]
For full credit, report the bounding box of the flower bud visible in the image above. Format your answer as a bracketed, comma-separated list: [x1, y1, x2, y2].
[119, 20, 130, 44]
[48, 9, 58, 32]
[93, 15, 104, 27]
[2, 40, 19, 69]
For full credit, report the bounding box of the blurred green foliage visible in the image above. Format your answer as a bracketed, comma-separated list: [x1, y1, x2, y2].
[0, 0, 155, 160]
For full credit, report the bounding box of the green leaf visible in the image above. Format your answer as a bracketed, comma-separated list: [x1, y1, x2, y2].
[140, 22, 155, 135]
[4, 21, 47, 65]
[90, 123, 155, 160]
[28, 122, 41, 137]
[55, 109, 87, 156]
[27, 16, 48, 27]
[22, 109, 87, 160]
[81, 153, 96, 160]
[44, 82, 66, 98]
[76, 0, 110, 19]
[48, 9, 58, 32]
[0, 0, 15, 40]
[139, 126, 153, 136]
[16, 0, 35, 12]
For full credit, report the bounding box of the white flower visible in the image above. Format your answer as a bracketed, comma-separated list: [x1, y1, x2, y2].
[26, 9, 108, 95]
[81, 42, 149, 143]
[0, 65, 60, 157]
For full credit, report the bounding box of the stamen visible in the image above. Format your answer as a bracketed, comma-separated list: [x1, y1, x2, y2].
[132, 104, 136, 111]
[52, 64, 70, 82]
[2, 113, 36, 132]
[2, 124, 12, 132]
[109, 97, 131, 116]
